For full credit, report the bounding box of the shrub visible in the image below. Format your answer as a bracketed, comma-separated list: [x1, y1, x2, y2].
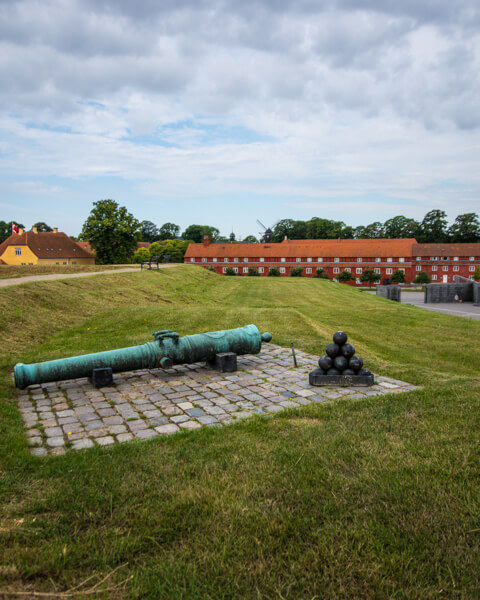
[413, 271, 431, 284]
[290, 267, 303, 277]
[268, 267, 280, 277]
[360, 268, 381, 287]
[224, 267, 236, 276]
[133, 248, 151, 264]
[314, 268, 329, 279]
[248, 268, 260, 276]
[337, 269, 355, 282]
[473, 266, 480, 281]
[391, 269, 407, 284]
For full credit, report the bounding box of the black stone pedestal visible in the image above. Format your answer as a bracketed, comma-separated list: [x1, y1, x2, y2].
[208, 352, 237, 372]
[309, 368, 374, 387]
[90, 367, 113, 388]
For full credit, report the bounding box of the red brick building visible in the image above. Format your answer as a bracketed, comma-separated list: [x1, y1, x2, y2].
[184, 237, 480, 286]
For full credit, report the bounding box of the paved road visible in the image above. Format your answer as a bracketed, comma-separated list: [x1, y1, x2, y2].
[400, 291, 480, 320]
[0, 264, 179, 288]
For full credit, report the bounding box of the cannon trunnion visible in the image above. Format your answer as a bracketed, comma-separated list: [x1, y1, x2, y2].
[14, 325, 272, 389]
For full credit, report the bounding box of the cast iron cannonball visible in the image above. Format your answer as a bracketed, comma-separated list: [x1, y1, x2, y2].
[332, 331, 348, 346]
[327, 367, 341, 375]
[333, 356, 348, 371]
[349, 356, 363, 372]
[359, 368, 372, 376]
[340, 343, 355, 358]
[343, 368, 355, 375]
[318, 355, 333, 370]
[325, 342, 340, 358]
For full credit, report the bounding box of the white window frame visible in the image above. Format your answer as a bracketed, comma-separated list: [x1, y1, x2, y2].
[334, 257, 340, 263]
[453, 257, 459, 261]
[416, 265, 421, 271]
[356, 268, 362, 274]
[233, 257, 238, 262]
[213, 257, 217, 262]
[432, 265, 437, 271]
[442, 266, 448, 272]
[280, 267, 286, 273]
[416, 256, 421, 261]
[306, 267, 312, 274]
[356, 278, 361, 284]
[260, 257, 265, 262]
[453, 266, 459, 271]
[224, 258, 229, 262]
[386, 268, 393, 275]
[375, 257, 381, 262]
[296, 257, 301, 262]
[258, 267, 264, 273]
[222, 267, 227, 273]
[374, 268, 381, 274]
[387, 257, 393, 263]
[202, 258, 207, 263]
[243, 267, 248, 273]
[317, 257, 323, 262]
[244, 257, 248, 263]
[281, 257, 286, 262]
[307, 257, 312, 262]
[190, 257, 195, 262]
[15, 247, 22, 256]
[333, 267, 340, 274]
[357, 257, 362, 262]
[345, 267, 351, 272]
[470, 257, 475, 261]
[431, 256, 438, 261]
[432, 274, 437, 281]
[233, 267, 238, 273]
[399, 257, 405, 263]
[469, 266, 475, 272]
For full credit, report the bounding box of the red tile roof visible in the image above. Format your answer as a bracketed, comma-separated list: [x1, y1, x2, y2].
[185, 238, 417, 259]
[137, 242, 150, 249]
[76, 241, 94, 254]
[0, 232, 95, 260]
[412, 243, 480, 257]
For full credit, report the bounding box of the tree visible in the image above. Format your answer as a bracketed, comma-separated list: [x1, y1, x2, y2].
[0, 221, 25, 243]
[337, 269, 355, 282]
[224, 267, 236, 276]
[271, 219, 297, 242]
[32, 221, 53, 232]
[383, 216, 419, 239]
[314, 268, 329, 279]
[79, 199, 140, 264]
[360, 269, 381, 287]
[413, 271, 431, 284]
[472, 266, 480, 281]
[183, 224, 220, 243]
[361, 222, 385, 239]
[140, 220, 159, 243]
[447, 213, 480, 243]
[391, 269, 407, 284]
[148, 239, 190, 262]
[290, 267, 303, 277]
[243, 235, 259, 243]
[267, 267, 280, 276]
[417, 210, 448, 243]
[306, 218, 345, 239]
[158, 222, 180, 241]
[248, 268, 260, 276]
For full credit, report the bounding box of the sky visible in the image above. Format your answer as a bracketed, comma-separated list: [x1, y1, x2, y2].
[1, 0, 480, 239]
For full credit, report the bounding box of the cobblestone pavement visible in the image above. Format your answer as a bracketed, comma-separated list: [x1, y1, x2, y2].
[17, 344, 419, 456]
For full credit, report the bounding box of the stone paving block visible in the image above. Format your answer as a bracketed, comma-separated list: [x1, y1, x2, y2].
[85, 420, 104, 431]
[109, 424, 128, 434]
[135, 429, 158, 439]
[197, 415, 218, 425]
[233, 411, 252, 419]
[148, 416, 170, 427]
[44, 426, 63, 437]
[116, 433, 134, 443]
[265, 404, 285, 413]
[96, 436, 115, 446]
[280, 400, 299, 408]
[171, 415, 190, 424]
[28, 436, 42, 446]
[186, 408, 205, 417]
[31, 447, 48, 456]
[47, 436, 65, 447]
[155, 424, 180, 435]
[103, 416, 124, 426]
[180, 420, 202, 430]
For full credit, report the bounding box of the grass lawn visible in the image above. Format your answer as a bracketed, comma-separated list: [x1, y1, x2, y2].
[0, 267, 479, 599]
[0, 264, 139, 279]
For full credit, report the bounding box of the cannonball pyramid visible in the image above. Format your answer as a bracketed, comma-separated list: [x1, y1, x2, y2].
[309, 331, 374, 387]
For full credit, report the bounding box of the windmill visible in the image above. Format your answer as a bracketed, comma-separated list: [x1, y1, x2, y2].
[257, 220, 276, 243]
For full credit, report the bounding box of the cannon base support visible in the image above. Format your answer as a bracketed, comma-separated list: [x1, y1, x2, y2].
[208, 352, 237, 373]
[309, 368, 374, 387]
[90, 367, 113, 388]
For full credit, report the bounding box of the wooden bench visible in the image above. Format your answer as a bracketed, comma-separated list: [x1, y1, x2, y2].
[141, 256, 161, 270]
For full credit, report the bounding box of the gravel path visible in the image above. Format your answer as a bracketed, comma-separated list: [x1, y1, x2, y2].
[0, 264, 180, 288]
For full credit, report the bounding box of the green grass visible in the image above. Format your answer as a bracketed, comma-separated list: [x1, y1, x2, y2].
[0, 267, 479, 599]
[0, 264, 138, 279]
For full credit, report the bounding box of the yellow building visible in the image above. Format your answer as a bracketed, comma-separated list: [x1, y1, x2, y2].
[0, 227, 95, 266]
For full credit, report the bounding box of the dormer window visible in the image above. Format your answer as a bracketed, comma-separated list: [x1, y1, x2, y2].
[357, 257, 362, 262]
[334, 257, 339, 263]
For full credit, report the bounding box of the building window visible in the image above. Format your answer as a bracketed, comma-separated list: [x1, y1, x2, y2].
[259, 267, 264, 273]
[280, 267, 286, 273]
[432, 265, 437, 271]
[453, 266, 459, 271]
[356, 278, 361, 284]
[243, 267, 248, 273]
[432, 274, 437, 281]
[244, 258, 248, 263]
[387, 257, 393, 263]
[399, 257, 405, 263]
[20, 262, 26, 265]
[470, 257, 475, 261]
[416, 265, 421, 271]
[399, 268, 405, 273]
[469, 266, 475, 272]
[318, 257, 323, 262]
[375, 257, 381, 263]
[431, 256, 438, 261]
[260, 257, 264, 262]
[224, 258, 229, 262]
[345, 268, 351, 272]
[333, 267, 339, 274]
[454, 257, 459, 261]
[442, 266, 448, 272]
[213, 258, 217, 262]
[334, 257, 340, 262]
[441, 256, 448, 261]
[356, 268, 362, 274]
[374, 268, 380, 274]
[233, 267, 238, 273]
[307, 257, 312, 262]
[202, 258, 207, 263]
[357, 257, 362, 262]
[296, 257, 301, 262]
[223, 267, 227, 273]
[233, 258, 238, 262]
[15, 247, 21, 255]
[281, 257, 286, 262]
[386, 268, 393, 275]
[306, 268, 312, 274]
[190, 257, 195, 262]
[72, 262, 77, 265]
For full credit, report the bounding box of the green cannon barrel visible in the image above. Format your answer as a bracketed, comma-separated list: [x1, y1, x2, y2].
[14, 324, 272, 389]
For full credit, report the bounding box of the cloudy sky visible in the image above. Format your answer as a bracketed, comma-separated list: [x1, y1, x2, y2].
[1, 0, 480, 238]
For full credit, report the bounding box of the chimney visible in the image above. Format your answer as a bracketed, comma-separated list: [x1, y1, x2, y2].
[53, 227, 58, 233]
[203, 235, 211, 246]
[32, 226, 38, 233]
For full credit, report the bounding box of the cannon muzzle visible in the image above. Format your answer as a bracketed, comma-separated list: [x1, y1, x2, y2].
[14, 324, 273, 389]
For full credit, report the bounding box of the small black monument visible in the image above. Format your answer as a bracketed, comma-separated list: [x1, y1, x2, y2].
[309, 331, 374, 387]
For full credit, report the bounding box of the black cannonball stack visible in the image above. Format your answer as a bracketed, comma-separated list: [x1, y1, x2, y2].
[309, 331, 374, 387]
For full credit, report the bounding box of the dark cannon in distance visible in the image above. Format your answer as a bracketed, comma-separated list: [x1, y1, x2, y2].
[14, 325, 273, 390]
